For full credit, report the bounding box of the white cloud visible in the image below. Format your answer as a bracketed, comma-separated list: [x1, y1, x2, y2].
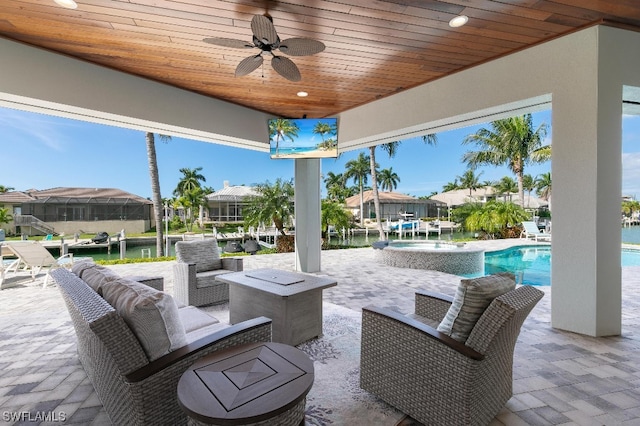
[0, 108, 76, 151]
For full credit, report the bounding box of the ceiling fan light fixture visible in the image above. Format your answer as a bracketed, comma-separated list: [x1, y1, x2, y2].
[54, 0, 78, 9]
[449, 15, 468, 28]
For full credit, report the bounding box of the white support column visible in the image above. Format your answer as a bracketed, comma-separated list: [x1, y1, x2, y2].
[551, 37, 623, 336]
[294, 159, 322, 272]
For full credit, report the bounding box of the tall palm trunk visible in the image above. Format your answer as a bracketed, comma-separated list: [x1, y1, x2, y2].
[369, 146, 385, 239]
[517, 171, 525, 208]
[146, 132, 164, 256]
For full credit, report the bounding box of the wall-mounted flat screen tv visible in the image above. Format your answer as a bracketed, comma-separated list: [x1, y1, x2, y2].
[269, 117, 338, 159]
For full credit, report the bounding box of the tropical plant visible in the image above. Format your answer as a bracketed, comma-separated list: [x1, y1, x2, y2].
[269, 119, 299, 156]
[535, 172, 552, 210]
[0, 207, 13, 225]
[622, 200, 640, 217]
[495, 176, 518, 202]
[0, 185, 14, 193]
[450, 203, 483, 229]
[378, 167, 401, 192]
[442, 179, 460, 192]
[324, 171, 349, 202]
[243, 178, 295, 236]
[522, 174, 536, 207]
[464, 201, 530, 239]
[173, 167, 206, 197]
[146, 133, 171, 256]
[321, 200, 352, 239]
[462, 114, 550, 208]
[176, 187, 207, 232]
[345, 152, 372, 226]
[457, 169, 484, 199]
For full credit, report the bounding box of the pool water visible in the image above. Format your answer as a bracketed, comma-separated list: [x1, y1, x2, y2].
[474, 245, 640, 286]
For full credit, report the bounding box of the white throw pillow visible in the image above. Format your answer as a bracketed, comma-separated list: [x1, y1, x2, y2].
[437, 273, 516, 342]
[101, 277, 187, 361]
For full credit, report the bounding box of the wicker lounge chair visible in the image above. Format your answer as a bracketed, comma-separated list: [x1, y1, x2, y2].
[3, 240, 74, 288]
[51, 267, 271, 425]
[360, 282, 544, 426]
[173, 238, 242, 306]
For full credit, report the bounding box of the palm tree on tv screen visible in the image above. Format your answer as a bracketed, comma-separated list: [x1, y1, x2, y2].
[313, 121, 337, 150]
[462, 114, 550, 208]
[269, 119, 299, 156]
[146, 132, 171, 257]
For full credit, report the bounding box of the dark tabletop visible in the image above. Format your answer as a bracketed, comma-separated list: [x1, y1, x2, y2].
[177, 342, 314, 425]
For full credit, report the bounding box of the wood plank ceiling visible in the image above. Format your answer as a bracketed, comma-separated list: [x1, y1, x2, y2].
[1, 0, 640, 119]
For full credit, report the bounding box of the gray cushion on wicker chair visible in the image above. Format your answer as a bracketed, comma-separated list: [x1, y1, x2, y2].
[437, 272, 516, 342]
[361, 282, 544, 426]
[176, 238, 222, 272]
[173, 238, 243, 306]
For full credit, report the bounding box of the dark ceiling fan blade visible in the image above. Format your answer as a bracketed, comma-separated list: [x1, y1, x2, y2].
[235, 54, 264, 77]
[271, 55, 301, 82]
[251, 15, 279, 45]
[203, 38, 255, 49]
[278, 38, 325, 56]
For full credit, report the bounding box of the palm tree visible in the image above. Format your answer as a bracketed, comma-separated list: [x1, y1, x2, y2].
[495, 176, 518, 202]
[522, 174, 535, 208]
[442, 179, 460, 192]
[269, 119, 299, 156]
[369, 134, 436, 238]
[173, 167, 207, 230]
[378, 167, 400, 192]
[535, 172, 552, 210]
[174, 167, 206, 197]
[313, 121, 337, 150]
[324, 171, 348, 202]
[244, 178, 295, 236]
[462, 114, 550, 208]
[146, 132, 171, 257]
[457, 169, 483, 200]
[0, 185, 14, 193]
[345, 152, 372, 226]
[177, 187, 207, 232]
[321, 200, 352, 239]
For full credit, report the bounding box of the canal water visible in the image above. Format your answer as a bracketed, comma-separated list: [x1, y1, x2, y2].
[62, 226, 640, 261]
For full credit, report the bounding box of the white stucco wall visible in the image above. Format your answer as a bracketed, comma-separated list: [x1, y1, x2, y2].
[0, 38, 271, 151]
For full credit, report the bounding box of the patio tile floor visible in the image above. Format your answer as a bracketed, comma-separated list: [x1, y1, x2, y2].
[1, 239, 640, 425]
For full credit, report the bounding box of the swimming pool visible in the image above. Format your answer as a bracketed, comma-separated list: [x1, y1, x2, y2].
[476, 245, 640, 286]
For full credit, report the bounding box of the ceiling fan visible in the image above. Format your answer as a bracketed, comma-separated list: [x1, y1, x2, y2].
[203, 15, 325, 82]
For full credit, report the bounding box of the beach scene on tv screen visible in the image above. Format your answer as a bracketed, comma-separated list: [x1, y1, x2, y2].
[269, 118, 338, 159]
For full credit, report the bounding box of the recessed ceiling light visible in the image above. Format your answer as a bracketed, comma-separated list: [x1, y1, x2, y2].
[54, 0, 78, 9]
[297, 91, 309, 97]
[449, 15, 468, 28]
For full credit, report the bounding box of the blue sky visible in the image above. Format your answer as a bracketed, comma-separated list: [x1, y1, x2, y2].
[1, 106, 639, 199]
